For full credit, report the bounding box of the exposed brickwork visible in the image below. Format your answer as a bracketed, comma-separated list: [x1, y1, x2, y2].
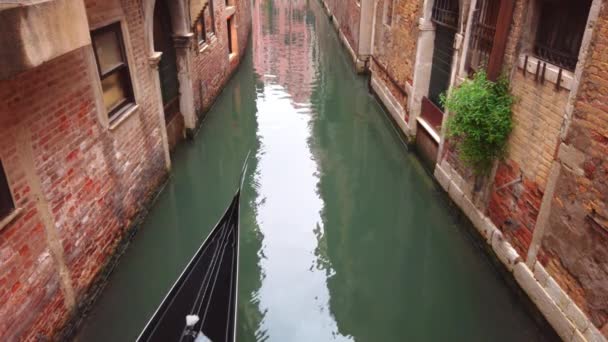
[485, 72, 568, 256]
[191, 0, 252, 116]
[370, 59, 409, 122]
[507, 73, 568, 188]
[537, 2, 608, 335]
[427, 0, 608, 337]
[323, 0, 361, 52]
[0, 0, 252, 340]
[0, 43, 166, 340]
[500, 0, 527, 75]
[487, 161, 542, 256]
[371, 0, 420, 109]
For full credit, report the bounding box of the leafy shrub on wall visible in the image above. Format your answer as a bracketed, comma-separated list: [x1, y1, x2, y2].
[441, 71, 514, 175]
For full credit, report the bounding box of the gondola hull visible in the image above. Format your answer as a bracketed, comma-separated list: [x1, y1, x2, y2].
[137, 192, 240, 342]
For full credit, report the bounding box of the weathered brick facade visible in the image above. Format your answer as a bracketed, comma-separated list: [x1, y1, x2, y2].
[318, 0, 374, 72]
[323, 0, 361, 53]
[0, 0, 251, 340]
[371, 0, 420, 107]
[361, 0, 608, 339]
[191, 0, 252, 116]
[534, 1, 608, 334]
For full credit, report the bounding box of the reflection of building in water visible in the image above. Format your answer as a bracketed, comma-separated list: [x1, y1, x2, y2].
[252, 0, 316, 103]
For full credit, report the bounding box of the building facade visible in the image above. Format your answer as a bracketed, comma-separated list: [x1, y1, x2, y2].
[327, 0, 608, 339]
[318, 0, 375, 72]
[0, 0, 251, 340]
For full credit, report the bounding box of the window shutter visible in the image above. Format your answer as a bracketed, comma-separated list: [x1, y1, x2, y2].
[486, 0, 514, 81]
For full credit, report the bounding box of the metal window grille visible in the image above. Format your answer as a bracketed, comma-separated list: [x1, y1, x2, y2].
[467, 0, 499, 72]
[431, 0, 459, 30]
[533, 0, 592, 71]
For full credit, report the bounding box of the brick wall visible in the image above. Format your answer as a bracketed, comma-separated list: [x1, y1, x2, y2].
[486, 72, 568, 257]
[433, 0, 608, 337]
[324, 0, 361, 52]
[371, 0, 420, 109]
[0, 41, 167, 339]
[370, 59, 410, 123]
[536, 2, 608, 335]
[0, 0, 252, 339]
[191, 0, 252, 116]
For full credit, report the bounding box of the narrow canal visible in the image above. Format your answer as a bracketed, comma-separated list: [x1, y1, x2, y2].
[77, 0, 556, 340]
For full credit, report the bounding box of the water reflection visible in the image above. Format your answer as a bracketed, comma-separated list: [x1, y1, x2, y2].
[249, 0, 349, 339]
[244, 0, 553, 340]
[76, 0, 555, 339]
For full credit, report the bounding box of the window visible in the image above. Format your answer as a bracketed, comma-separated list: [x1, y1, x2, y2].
[532, 0, 592, 71]
[0, 160, 14, 220]
[196, 14, 206, 44]
[204, 5, 215, 37]
[227, 17, 234, 54]
[431, 0, 459, 29]
[91, 23, 135, 119]
[466, 0, 499, 73]
[194, 4, 215, 46]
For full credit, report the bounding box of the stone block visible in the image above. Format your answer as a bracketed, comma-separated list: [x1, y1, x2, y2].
[533, 261, 550, 287]
[448, 182, 465, 210]
[564, 301, 590, 333]
[491, 233, 520, 272]
[513, 263, 576, 341]
[571, 330, 586, 342]
[434, 165, 451, 192]
[482, 217, 499, 244]
[545, 276, 571, 311]
[583, 324, 606, 342]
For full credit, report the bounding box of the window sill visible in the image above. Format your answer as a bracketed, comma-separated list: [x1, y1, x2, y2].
[109, 103, 139, 131]
[225, 6, 236, 18]
[198, 35, 218, 53]
[518, 54, 574, 91]
[417, 117, 441, 143]
[0, 207, 23, 232]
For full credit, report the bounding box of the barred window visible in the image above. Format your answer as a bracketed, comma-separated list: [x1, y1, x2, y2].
[466, 0, 499, 73]
[533, 0, 592, 71]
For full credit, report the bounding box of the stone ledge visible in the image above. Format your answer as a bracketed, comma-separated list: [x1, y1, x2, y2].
[434, 161, 606, 342]
[319, 0, 366, 74]
[370, 74, 413, 138]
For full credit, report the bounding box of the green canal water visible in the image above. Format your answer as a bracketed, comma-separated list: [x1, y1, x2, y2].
[76, 0, 557, 340]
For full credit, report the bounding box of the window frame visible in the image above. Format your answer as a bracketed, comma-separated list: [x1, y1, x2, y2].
[227, 17, 234, 55]
[0, 160, 15, 222]
[91, 22, 135, 119]
[194, 3, 216, 47]
[196, 13, 207, 45]
[465, 0, 500, 74]
[205, 2, 216, 37]
[526, 0, 592, 72]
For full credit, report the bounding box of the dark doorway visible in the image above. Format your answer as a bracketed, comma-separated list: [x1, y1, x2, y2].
[419, 0, 459, 133]
[154, 1, 180, 121]
[427, 0, 459, 109]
